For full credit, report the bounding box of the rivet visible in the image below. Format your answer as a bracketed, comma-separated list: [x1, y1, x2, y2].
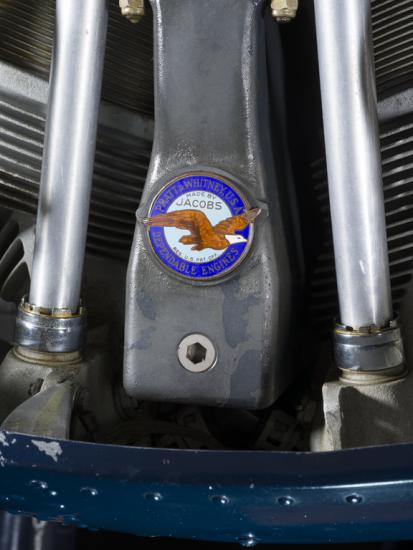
[210, 495, 229, 505]
[238, 534, 259, 547]
[144, 492, 163, 502]
[277, 496, 295, 506]
[29, 480, 48, 491]
[80, 487, 99, 497]
[345, 494, 363, 504]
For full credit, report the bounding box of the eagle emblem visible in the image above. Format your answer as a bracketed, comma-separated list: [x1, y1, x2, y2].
[143, 208, 261, 252]
[144, 174, 260, 280]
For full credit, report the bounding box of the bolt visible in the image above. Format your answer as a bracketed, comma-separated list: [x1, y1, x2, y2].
[177, 334, 217, 373]
[271, 0, 298, 23]
[119, 0, 145, 24]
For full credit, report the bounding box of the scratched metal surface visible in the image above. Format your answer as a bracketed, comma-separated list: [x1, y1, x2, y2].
[124, 0, 302, 409]
[1, 431, 413, 543]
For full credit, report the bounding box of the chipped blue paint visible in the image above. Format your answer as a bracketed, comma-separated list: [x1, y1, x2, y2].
[0, 431, 413, 543]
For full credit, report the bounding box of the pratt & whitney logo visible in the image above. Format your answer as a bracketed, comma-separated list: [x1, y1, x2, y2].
[141, 174, 261, 281]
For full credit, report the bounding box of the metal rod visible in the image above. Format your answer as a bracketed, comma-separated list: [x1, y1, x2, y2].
[314, 0, 393, 330]
[29, 0, 108, 311]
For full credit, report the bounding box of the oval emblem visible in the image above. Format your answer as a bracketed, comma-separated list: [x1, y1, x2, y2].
[143, 174, 260, 281]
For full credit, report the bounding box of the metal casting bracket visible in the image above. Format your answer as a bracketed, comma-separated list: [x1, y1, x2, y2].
[2, 381, 77, 439]
[124, 0, 301, 408]
[311, 367, 413, 451]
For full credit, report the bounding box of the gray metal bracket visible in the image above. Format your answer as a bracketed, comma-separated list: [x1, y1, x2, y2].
[124, 0, 301, 408]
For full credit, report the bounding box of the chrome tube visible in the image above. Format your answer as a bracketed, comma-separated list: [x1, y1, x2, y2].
[314, 0, 392, 330]
[29, 0, 108, 311]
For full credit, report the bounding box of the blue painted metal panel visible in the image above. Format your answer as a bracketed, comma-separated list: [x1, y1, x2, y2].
[0, 431, 412, 544]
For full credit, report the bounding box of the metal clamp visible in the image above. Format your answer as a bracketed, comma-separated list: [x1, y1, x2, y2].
[334, 320, 405, 375]
[14, 299, 86, 353]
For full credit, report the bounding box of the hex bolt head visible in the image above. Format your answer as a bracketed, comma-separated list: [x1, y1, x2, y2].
[119, 0, 145, 24]
[177, 334, 217, 373]
[271, 0, 299, 22]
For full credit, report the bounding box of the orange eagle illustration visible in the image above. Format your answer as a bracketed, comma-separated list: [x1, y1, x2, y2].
[143, 208, 261, 251]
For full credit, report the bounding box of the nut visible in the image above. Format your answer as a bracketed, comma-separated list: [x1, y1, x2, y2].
[271, 0, 298, 23]
[177, 334, 217, 373]
[119, 0, 145, 24]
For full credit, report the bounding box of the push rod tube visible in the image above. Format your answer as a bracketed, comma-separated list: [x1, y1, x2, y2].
[29, 0, 108, 312]
[314, 0, 405, 374]
[15, 0, 108, 353]
[314, 0, 392, 331]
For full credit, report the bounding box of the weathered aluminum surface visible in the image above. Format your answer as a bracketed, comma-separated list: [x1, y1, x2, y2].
[314, 0, 392, 330]
[0, 348, 81, 426]
[2, 382, 76, 439]
[124, 0, 301, 408]
[312, 366, 413, 451]
[28, 0, 108, 311]
[310, 102, 413, 334]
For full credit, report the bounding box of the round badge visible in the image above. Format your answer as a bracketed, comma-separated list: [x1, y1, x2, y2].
[143, 174, 261, 281]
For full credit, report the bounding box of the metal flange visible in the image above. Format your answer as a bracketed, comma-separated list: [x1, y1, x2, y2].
[14, 299, 86, 353]
[334, 319, 406, 377]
